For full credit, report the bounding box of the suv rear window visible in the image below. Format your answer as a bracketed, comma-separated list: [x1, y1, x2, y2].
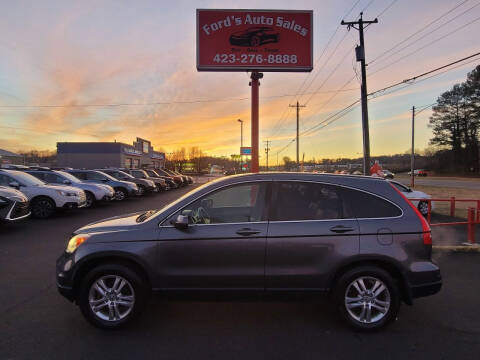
[342, 188, 402, 218]
[271, 182, 349, 221]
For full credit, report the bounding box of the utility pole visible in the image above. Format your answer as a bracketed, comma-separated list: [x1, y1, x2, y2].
[289, 101, 306, 169]
[411, 106, 415, 187]
[264, 140, 271, 171]
[341, 12, 378, 175]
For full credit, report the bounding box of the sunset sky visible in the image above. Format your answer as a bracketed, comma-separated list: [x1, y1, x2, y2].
[0, 0, 479, 164]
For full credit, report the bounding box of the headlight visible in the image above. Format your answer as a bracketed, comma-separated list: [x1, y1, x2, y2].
[129, 183, 138, 190]
[66, 234, 90, 253]
[147, 180, 155, 187]
[56, 190, 77, 197]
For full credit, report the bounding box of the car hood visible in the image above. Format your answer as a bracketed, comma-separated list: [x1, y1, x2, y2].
[75, 211, 145, 234]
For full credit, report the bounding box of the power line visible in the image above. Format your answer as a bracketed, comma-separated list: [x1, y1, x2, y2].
[369, 14, 480, 77]
[268, 0, 397, 140]
[0, 125, 100, 137]
[369, 0, 471, 65]
[273, 50, 480, 152]
[368, 50, 480, 97]
[0, 87, 359, 110]
[268, 0, 363, 138]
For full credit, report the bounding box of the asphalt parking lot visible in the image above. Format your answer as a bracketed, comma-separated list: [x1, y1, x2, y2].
[1, 185, 479, 360]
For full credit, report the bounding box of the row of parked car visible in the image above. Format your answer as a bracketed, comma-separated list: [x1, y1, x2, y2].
[0, 166, 193, 220]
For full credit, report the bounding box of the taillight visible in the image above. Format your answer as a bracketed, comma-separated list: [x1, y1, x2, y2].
[389, 183, 432, 245]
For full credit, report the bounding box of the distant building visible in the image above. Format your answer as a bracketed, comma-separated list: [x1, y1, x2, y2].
[57, 137, 165, 169]
[0, 149, 23, 165]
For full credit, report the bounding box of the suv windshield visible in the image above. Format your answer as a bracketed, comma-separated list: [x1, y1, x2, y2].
[7, 170, 46, 186]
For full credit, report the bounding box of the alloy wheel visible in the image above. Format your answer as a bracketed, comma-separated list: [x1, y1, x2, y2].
[418, 201, 429, 216]
[85, 193, 94, 208]
[115, 189, 126, 201]
[345, 276, 391, 324]
[88, 275, 135, 322]
[33, 199, 54, 218]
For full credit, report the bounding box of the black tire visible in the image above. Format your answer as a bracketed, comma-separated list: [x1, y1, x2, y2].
[31, 197, 56, 218]
[334, 266, 400, 331]
[114, 188, 128, 201]
[78, 263, 148, 329]
[84, 191, 95, 208]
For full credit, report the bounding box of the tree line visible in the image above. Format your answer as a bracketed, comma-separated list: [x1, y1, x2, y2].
[429, 65, 480, 174]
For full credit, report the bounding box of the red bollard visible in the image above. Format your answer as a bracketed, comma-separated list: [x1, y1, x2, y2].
[477, 200, 480, 223]
[450, 197, 455, 217]
[467, 207, 475, 244]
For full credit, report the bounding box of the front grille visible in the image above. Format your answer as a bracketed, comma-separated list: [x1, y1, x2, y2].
[10, 201, 30, 219]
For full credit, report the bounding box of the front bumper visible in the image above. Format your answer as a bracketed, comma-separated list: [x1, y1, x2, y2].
[62, 200, 87, 209]
[1, 200, 30, 221]
[101, 194, 115, 201]
[56, 252, 75, 302]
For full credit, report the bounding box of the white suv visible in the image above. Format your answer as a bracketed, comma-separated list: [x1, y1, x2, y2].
[0, 170, 87, 218]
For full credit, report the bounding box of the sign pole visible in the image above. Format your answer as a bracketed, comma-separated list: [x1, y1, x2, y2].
[250, 71, 263, 173]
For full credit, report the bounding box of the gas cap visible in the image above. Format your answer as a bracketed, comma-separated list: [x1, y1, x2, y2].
[377, 228, 393, 245]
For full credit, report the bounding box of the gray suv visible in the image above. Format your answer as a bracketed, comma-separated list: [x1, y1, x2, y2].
[67, 170, 138, 201]
[56, 173, 441, 330]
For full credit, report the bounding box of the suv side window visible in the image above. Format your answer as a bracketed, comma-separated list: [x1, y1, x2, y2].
[342, 188, 402, 218]
[70, 171, 86, 180]
[0, 174, 14, 186]
[176, 182, 268, 224]
[131, 170, 144, 178]
[28, 172, 45, 181]
[271, 182, 349, 221]
[43, 173, 63, 184]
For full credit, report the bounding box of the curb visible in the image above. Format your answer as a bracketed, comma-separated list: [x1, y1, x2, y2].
[433, 244, 480, 253]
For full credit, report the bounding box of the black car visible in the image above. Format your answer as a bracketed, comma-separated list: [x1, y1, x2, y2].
[0, 186, 30, 221]
[229, 27, 279, 47]
[155, 168, 184, 187]
[56, 173, 441, 330]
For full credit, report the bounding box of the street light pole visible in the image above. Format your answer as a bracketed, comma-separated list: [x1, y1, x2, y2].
[237, 119, 243, 149]
[238, 119, 243, 172]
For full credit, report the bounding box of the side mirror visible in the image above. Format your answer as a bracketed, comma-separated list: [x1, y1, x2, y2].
[63, 179, 71, 185]
[172, 214, 189, 230]
[9, 181, 20, 189]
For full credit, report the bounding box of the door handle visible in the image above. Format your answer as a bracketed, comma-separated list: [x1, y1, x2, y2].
[329, 225, 354, 233]
[236, 228, 261, 236]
